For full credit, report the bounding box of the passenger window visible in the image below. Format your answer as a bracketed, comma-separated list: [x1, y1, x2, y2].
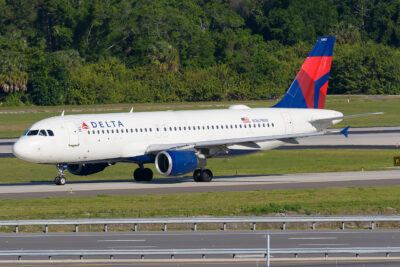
[145, 128, 147, 132]
[249, 124, 251, 128]
[131, 129, 133, 133]
[111, 130, 114, 133]
[239, 125, 242, 128]
[272, 123, 275, 127]
[216, 125, 219, 129]
[107, 130, 110, 133]
[263, 123, 265, 127]
[116, 129, 119, 133]
[244, 125, 247, 128]
[179, 127, 181, 131]
[102, 130, 105, 134]
[27, 130, 39, 136]
[184, 126, 186, 130]
[47, 130, 54, 136]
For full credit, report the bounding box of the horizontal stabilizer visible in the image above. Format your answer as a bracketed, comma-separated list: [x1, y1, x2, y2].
[310, 112, 383, 123]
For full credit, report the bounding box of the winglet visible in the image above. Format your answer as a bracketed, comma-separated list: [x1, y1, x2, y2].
[61, 110, 65, 117]
[129, 107, 134, 113]
[340, 126, 350, 138]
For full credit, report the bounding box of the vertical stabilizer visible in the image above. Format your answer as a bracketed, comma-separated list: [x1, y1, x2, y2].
[274, 37, 335, 109]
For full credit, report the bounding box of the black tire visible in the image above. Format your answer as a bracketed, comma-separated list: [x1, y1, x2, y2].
[199, 169, 213, 182]
[55, 176, 66, 185]
[133, 168, 143, 182]
[193, 169, 202, 182]
[143, 168, 153, 182]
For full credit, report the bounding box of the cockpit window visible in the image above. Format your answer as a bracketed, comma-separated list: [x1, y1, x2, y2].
[47, 130, 54, 136]
[39, 130, 47, 136]
[27, 130, 39, 136]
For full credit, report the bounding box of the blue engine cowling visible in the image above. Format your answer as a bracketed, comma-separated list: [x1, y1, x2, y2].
[67, 163, 109, 176]
[155, 150, 204, 176]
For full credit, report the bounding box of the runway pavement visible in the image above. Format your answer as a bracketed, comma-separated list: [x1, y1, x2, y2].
[0, 169, 400, 199]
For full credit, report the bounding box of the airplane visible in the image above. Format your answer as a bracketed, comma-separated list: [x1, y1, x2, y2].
[12, 37, 381, 185]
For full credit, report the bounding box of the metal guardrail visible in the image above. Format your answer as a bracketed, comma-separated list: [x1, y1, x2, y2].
[3, 247, 400, 261]
[3, 216, 400, 233]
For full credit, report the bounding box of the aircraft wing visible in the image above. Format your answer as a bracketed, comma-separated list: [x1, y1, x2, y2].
[145, 131, 326, 154]
[309, 112, 383, 123]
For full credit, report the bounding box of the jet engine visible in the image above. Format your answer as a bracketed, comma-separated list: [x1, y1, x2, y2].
[155, 150, 206, 176]
[67, 163, 109, 176]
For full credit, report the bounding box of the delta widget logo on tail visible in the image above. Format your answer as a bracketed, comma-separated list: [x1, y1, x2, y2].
[274, 37, 335, 109]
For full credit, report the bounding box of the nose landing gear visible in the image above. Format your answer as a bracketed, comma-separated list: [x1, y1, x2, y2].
[54, 163, 67, 185]
[133, 164, 153, 182]
[193, 169, 213, 182]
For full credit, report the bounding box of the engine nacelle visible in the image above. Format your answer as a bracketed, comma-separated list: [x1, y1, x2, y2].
[67, 163, 109, 176]
[155, 150, 206, 176]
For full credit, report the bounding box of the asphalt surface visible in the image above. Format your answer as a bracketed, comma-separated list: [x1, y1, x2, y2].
[0, 170, 400, 199]
[1, 230, 400, 266]
[1, 229, 400, 251]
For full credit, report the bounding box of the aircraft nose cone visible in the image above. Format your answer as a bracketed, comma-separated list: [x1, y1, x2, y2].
[12, 138, 39, 163]
[12, 139, 25, 160]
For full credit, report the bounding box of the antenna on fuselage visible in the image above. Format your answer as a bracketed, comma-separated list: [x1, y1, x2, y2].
[61, 110, 65, 117]
[129, 107, 134, 113]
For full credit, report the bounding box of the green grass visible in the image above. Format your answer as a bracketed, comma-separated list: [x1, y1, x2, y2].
[2, 185, 400, 220]
[0, 95, 399, 137]
[0, 149, 396, 184]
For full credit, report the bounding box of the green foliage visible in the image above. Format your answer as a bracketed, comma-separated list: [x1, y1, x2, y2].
[330, 42, 400, 94]
[28, 51, 70, 105]
[0, 0, 400, 106]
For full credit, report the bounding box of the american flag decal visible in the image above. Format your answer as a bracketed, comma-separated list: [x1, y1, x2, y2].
[241, 117, 250, 123]
[82, 122, 89, 130]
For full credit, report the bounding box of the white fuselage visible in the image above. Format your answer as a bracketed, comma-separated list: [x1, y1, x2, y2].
[13, 106, 342, 164]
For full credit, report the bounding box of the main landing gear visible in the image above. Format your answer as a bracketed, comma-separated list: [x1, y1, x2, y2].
[133, 164, 153, 182]
[54, 163, 67, 185]
[193, 169, 213, 182]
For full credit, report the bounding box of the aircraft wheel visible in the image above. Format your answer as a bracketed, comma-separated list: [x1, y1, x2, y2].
[199, 169, 213, 182]
[133, 168, 143, 182]
[143, 168, 153, 182]
[193, 169, 202, 182]
[54, 176, 66, 185]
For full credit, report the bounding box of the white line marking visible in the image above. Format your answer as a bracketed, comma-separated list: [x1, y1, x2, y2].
[289, 237, 337, 240]
[97, 240, 146, 242]
[298, 243, 349, 246]
[108, 246, 157, 249]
